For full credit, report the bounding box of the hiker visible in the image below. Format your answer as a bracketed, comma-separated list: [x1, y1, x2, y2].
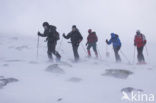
[106, 33, 121, 62]
[86, 29, 98, 58]
[134, 30, 146, 64]
[38, 22, 61, 61]
[63, 25, 83, 62]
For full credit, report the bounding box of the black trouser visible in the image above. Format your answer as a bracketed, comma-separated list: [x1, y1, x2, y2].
[137, 46, 145, 62]
[113, 46, 121, 62]
[47, 41, 61, 60]
[72, 43, 79, 61]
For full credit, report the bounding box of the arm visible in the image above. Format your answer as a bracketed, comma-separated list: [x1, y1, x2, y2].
[87, 35, 89, 43]
[134, 35, 137, 46]
[107, 38, 112, 45]
[142, 34, 146, 45]
[95, 34, 98, 42]
[38, 31, 47, 37]
[63, 32, 72, 39]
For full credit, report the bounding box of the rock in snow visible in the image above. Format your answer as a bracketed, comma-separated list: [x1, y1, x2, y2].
[46, 64, 65, 74]
[0, 77, 18, 88]
[102, 69, 133, 79]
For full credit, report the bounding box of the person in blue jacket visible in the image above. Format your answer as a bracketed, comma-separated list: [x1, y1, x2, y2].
[106, 33, 121, 62]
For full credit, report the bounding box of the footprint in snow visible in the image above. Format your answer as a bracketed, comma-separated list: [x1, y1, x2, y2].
[46, 64, 65, 74]
[15, 45, 29, 51]
[5, 59, 25, 63]
[10, 37, 18, 40]
[59, 61, 72, 67]
[102, 69, 133, 79]
[68, 77, 82, 83]
[3, 64, 9, 67]
[57, 98, 63, 102]
[29, 61, 39, 64]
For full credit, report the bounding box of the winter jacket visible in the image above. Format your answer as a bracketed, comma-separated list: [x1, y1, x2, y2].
[63, 29, 83, 45]
[87, 32, 98, 43]
[134, 33, 146, 48]
[38, 25, 59, 42]
[107, 33, 121, 48]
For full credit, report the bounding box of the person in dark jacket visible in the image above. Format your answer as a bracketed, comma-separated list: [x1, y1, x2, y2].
[86, 29, 98, 58]
[38, 22, 61, 61]
[63, 25, 83, 62]
[134, 30, 146, 64]
[106, 33, 121, 62]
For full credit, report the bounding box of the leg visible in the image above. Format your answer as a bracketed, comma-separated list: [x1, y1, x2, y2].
[137, 47, 142, 62]
[72, 44, 79, 61]
[47, 42, 53, 60]
[92, 43, 98, 58]
[51, 42, 61, 61]
[87, 44, 92, 57]
[139, 46, 145, 62]
[116, 46, 121, 62]
[113, 46, 121, 62]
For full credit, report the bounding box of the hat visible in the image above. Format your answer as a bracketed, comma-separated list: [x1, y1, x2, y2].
[72, 25, 76, 28]
[43, 22, 49, 27]
[88, 29, 92, 33]
[136, 30, 140, 34]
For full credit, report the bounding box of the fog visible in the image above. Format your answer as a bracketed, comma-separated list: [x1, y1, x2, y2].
[1, 0, 156, 42]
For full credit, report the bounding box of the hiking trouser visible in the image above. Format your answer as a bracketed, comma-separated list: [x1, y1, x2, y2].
[87, 43, 98, 57]
[47, 41, 61, 60]
[137, 46, 145, 62]
[113, 46, 121, 62]
[72, 43, 79, 61]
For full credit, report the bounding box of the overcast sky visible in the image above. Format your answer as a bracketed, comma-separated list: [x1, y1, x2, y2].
[0, 0, 156, 42]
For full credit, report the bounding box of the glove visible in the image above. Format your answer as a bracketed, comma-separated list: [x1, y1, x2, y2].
[38, 32, 41, 36]
[106, 39, 108, 44]
[86, 43, 88, 46]
[63, 33, 65, 37]
[134, 43, 136, 46]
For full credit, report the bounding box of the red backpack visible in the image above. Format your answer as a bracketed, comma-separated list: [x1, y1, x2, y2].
[134, 34, 146, 48]
[87, 32, 98, 43]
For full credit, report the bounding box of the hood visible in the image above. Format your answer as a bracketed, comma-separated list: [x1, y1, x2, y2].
[111, 33, 116, 38]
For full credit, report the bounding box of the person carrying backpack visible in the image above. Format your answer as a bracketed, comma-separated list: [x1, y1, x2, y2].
[38, 22, 61, 61]
[106, 33, 121, 62]
[134, 30, 146, 64]
[86, 29, 98, 58]
[63, 25, 83, 62]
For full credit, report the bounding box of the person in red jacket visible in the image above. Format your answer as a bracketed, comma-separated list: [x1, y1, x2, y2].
[86, 29, 98, 58]
[134, 30, 146, 63]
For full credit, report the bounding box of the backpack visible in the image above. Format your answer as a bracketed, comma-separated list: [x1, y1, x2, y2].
[49, 25, 60, 41]
[135, 34, 146, 47]
[54, 31, 60, 40]
[87, 32, 98, 43]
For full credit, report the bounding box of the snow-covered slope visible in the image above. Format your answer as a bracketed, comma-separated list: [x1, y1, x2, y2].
[0, 34, 155, 103]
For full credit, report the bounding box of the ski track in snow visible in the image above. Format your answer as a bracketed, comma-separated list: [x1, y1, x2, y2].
[0, 35, 155, 103]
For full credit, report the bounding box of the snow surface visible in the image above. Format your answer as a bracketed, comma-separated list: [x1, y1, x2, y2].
[0, 34, 156, 103]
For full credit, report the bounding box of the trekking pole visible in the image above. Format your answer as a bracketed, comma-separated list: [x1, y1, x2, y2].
[37, 35, 39, 58]
[145, 45, 149, 56]
[132, 46, 136, 64]
[120, 50, 131, 64]
[81, 43, 88, 55]
[106, 43, 110, 58]
[97, 45, 102, 59]
[58, 37, 63, 50]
